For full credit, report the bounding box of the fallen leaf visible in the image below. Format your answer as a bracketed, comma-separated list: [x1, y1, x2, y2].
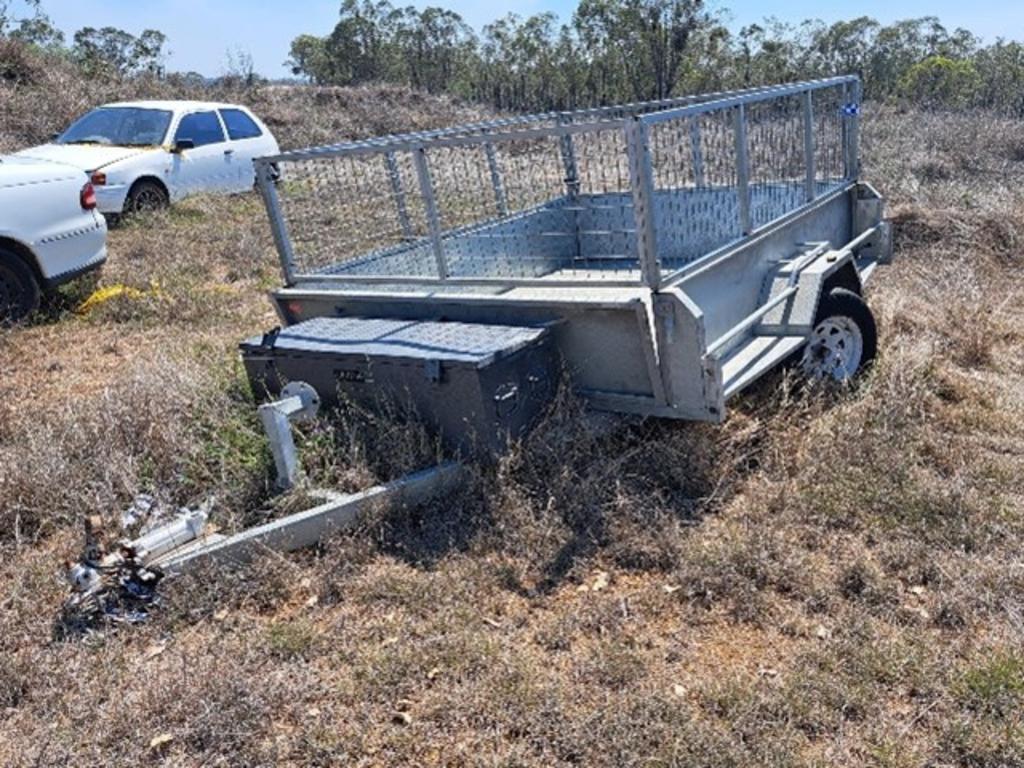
[662, 584, 681, 594]
[910, 585, 926, 597]
[814, 625, 831, 640]
[383, 635, 399, 646]
[304, 594, 319, 608]
[758, 667, 779, 678]
[213, 609, 229, 622]
[427, 667, 441, 681]
[592, 571, 610, 591]
[483, 617, 502, 629]
[149, 733, 173, 751]
[672, 683, 687, 699]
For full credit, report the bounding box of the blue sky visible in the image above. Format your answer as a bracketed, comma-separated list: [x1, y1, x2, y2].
[22, 0, 1024, 77]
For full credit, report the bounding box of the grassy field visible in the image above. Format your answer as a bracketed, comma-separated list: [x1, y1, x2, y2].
[2, 82, 1024, 765]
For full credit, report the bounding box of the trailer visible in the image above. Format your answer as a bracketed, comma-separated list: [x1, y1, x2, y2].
[242, 76, 892, 452]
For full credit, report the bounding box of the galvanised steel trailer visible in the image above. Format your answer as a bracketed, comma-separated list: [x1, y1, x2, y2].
[244, 76, 892, 445]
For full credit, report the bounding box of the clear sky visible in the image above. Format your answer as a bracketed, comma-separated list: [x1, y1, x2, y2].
[22, 0, 1024, 78]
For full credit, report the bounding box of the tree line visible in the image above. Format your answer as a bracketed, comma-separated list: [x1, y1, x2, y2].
[3, 0, 1022, 115]
[287, 0, 1024, 115]
[1, 0, 167, 78]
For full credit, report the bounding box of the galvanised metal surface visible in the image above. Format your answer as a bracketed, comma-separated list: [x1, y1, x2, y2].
[241, 316, 550, 367]
[251, 77, 891, 430]
[255, 76, 861, 290]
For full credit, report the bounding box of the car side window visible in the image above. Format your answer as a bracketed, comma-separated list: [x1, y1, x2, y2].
[220, 109, 263, 141]
[174, 111, 225, 147]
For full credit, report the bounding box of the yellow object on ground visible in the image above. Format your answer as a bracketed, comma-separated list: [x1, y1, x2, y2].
[76, 282, 161, 314]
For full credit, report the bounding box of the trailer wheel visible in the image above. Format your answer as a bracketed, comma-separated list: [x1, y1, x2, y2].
[0, 248, 41, 325]
[800, 288, 877, 383]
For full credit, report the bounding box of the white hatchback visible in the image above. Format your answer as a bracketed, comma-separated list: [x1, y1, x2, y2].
[0, 156, 107, 322]
[16, 101, 280, 215]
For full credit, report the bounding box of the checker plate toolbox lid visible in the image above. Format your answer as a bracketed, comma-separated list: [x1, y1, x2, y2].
[241, 316, 549, 369]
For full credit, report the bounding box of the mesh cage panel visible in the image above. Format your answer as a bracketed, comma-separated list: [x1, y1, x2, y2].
[812, 85, 849, 186]
[746, 93, 806, 229]
[647, 108, 741, 268]
[262, 78, 860, 287]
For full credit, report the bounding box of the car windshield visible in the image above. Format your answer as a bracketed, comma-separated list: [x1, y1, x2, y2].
[57, 107, 173, 147]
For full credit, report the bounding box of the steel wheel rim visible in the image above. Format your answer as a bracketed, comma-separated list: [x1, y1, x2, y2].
[132, 187, 165, 212]
[801, 316, 864, 382]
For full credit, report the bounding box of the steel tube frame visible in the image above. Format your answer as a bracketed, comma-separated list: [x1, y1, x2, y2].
[256, 75, 862, 292]
[733, 104, 752, 236]
[803, 90, 816, 203]
[292, 273, 647, 289]
[636, 75, 858, 127]
[704, 286, 799, 359]
[385, 151, 415, 240]
[625, 118, 661, 289]
[256, 76, 857, 166]
[412, 147, 448, 279]
[484, 141, 509, 217]
[256, 162, 298, 285]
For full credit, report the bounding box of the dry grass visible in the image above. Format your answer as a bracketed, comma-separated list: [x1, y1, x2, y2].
[2, 90, 1024, 765]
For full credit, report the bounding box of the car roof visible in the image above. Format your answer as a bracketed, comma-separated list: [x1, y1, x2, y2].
[99, 100, 253, 113]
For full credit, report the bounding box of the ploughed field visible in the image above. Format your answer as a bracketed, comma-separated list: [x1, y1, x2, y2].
[2, 90, 1024, 766]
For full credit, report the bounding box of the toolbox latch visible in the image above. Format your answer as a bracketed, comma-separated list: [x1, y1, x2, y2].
[494, 383, 520, 418]
[259, 326, 281, 352]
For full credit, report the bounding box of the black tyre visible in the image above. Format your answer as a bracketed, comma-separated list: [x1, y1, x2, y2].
[0, 248, 41, 325]
[124, 179, 169, 214]
[799, 287, 877, 383]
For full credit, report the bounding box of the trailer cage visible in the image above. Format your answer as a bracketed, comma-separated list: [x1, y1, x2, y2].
[245, 75, 892, 444]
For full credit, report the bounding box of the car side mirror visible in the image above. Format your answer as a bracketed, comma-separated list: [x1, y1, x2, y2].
[172, 138, 195, 153]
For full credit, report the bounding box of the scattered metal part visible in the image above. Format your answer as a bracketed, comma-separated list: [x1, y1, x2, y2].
[59, 542, 164, 635]
[258, 380, 321, 490]
[132, 505, 209, 562]
[59, 500, 212, 634]
[58, 462, 460, 633]
[120, 492, 156, 531]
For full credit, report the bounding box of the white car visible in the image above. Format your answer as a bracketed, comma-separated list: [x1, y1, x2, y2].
[15, 100, 280, 215]
[0, 156, 107, 322]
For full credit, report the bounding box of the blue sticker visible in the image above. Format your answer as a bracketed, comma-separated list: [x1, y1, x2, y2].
[842, 103, 861, 116]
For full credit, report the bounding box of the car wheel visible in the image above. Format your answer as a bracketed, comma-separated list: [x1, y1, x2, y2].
[799, 288, 878, 383]
[124, 179, 169, 215]
[0, 248, 41, 325]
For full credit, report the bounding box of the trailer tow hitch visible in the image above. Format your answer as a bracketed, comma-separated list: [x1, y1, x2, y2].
[60, 382, 463, 632]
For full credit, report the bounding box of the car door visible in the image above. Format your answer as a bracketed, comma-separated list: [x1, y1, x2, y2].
[218, 107, 273, 191]
[168, 110, 234, 198]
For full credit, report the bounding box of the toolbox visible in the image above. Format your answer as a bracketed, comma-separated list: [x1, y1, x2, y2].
[240, 316, 559, 455]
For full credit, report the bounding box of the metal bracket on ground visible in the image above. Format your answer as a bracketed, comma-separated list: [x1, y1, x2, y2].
[259, 380, 321, 490]
[155, 462, 464, 574]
